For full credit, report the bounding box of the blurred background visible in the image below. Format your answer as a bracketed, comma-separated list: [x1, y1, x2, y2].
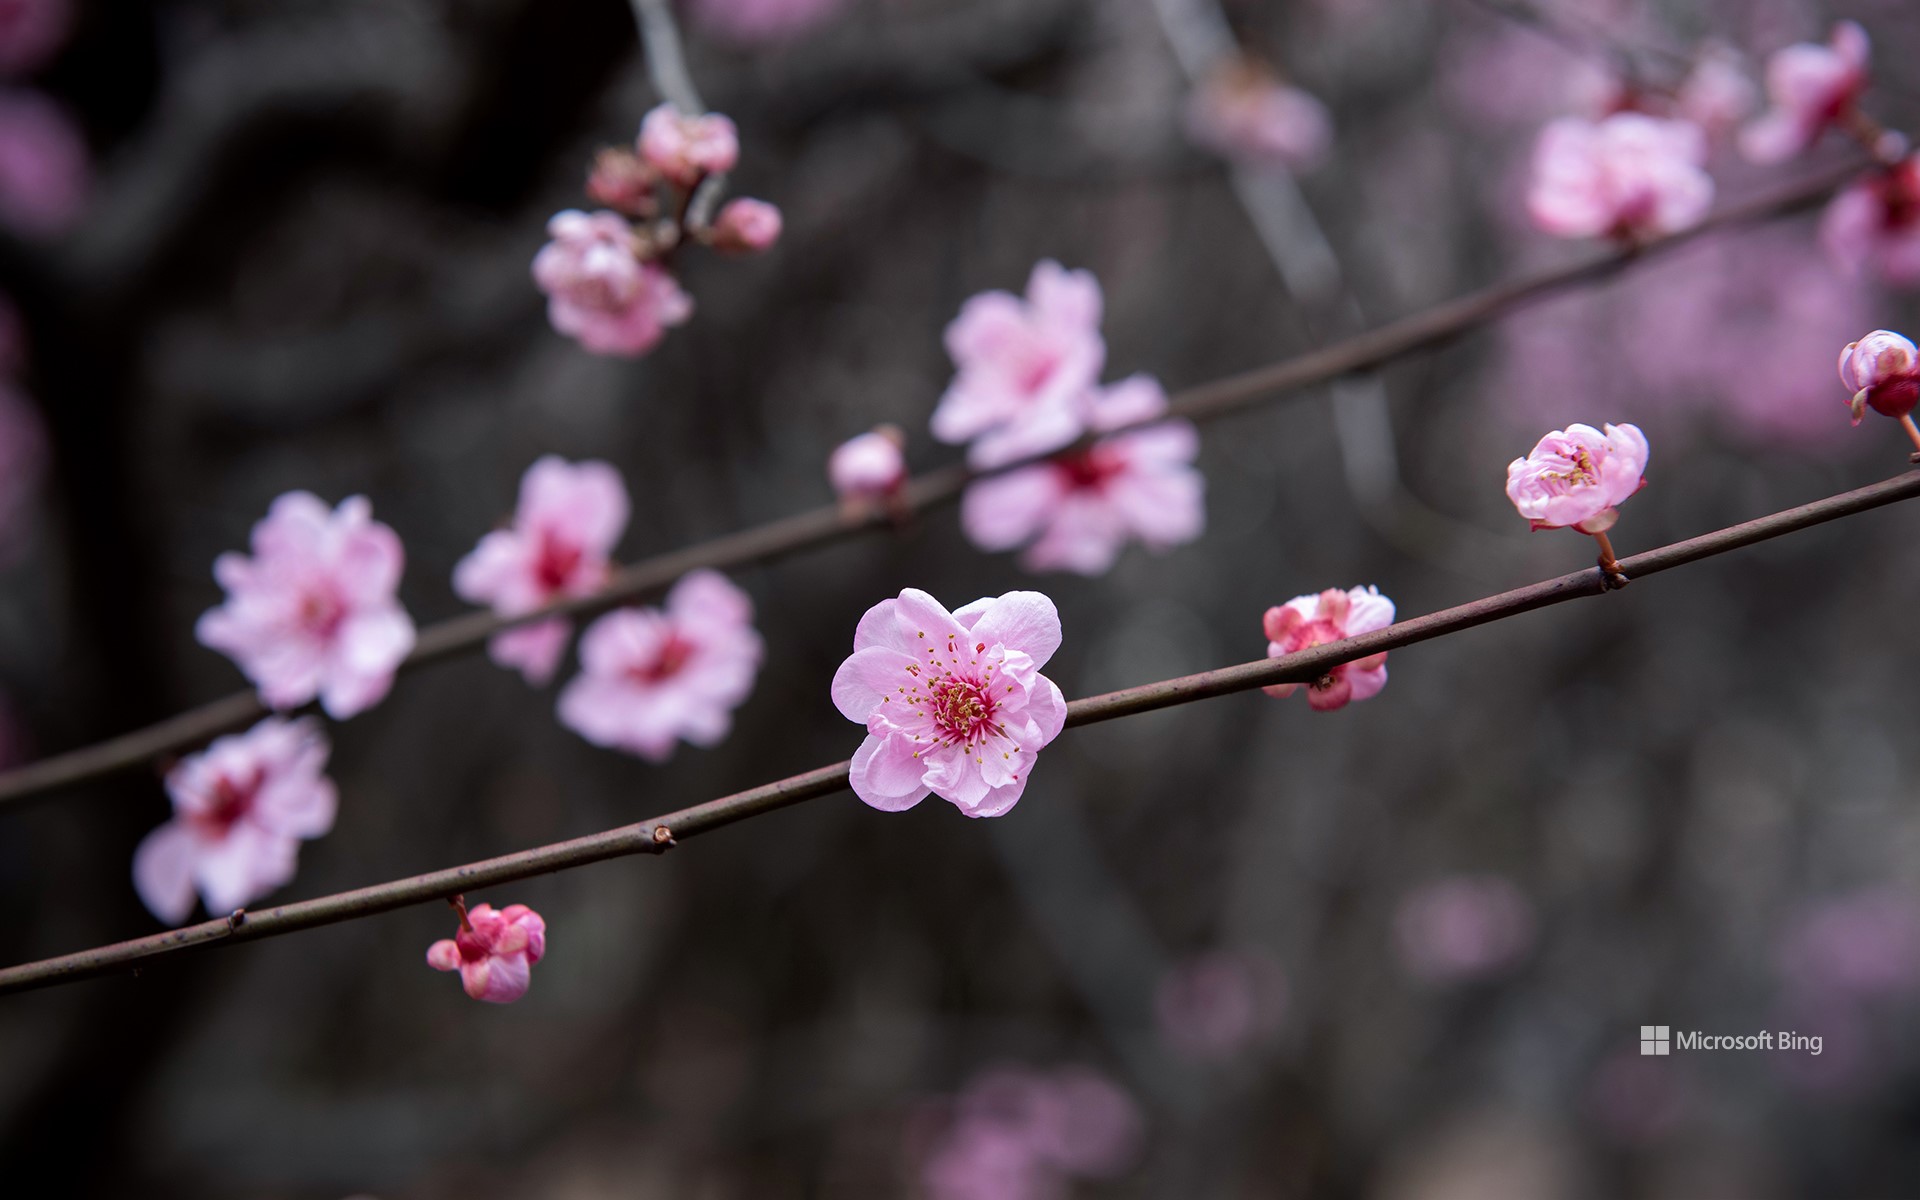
[2, 0, 1920, 1196]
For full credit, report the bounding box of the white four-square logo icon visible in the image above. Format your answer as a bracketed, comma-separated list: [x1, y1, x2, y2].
[1640, 1025, 1670, 1055]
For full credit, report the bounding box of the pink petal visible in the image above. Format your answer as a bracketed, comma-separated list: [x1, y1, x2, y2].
[132, 821, 198, 925]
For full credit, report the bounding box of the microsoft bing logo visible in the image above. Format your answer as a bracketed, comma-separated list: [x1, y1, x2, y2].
[1640, 1025, 1670, 1055]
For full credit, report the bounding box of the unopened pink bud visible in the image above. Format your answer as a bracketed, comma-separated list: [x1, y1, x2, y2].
[1837, 330, 1920, 425]
[585, 147, 658, 217]
[638, 103, 739, 188]
[427, 901, 547, 1004]
[710, 197, 782, 254]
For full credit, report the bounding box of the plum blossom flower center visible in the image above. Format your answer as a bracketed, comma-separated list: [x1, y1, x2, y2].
[1056, 444, 1125, 491]
[190, 769, 260, 838]
[929, 670, 1002, 749]
[627, 631, 696, 685]
[1533, 444, 1601, 492]
[533, 536, 584, 592]
[298, 587, 345, 638]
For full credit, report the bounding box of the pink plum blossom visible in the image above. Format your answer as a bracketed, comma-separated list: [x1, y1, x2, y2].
[557, 570, 763, 761]
[0, 378, 42, 562]
[687, 0, 848, 44]
[923, 1063, 1142, 1199]
[1527, 113, 1712, 240]
[585, 147, 657, 217]
[1778, 889, 1920, 1001]
[1836, 330, 1919, 425]
[531, 209, 694, 357]
[1155, 949, 1287, 1061]
[427, 900, 547, 1004]
[1394, 874, 1536, 984]
[831, 588, 1066, 818]
[453, 456, 630, 685]
[1676, 43, 1758, 138]
[708, 196, 782, 254]
[931, 260, 1106, 468]
[1261, 586, 1394, 712]
[0, 89, 85, 236]
[637, 104, 739, 188]
[1740, 21, 1870, 164]
[1505, 422, 1648, 534]
[828, 425, 907, 503]
[197, 492, 416, 720]
[131, 717, 336, 925]
[0, 0, 69, 77]
[1185, 58, 1332, 170]
[1821, 156, 1920, 287]
[959, 375, 1204, 576]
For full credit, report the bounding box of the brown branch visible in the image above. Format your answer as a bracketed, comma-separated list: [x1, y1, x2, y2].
[0, 160, 1862, 809]
[3, 468, 1913, 997]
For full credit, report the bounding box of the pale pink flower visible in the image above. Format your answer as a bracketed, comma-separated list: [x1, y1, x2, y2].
[960, 376, 1204, 576]
[1505, 422, 1648, 533]
[931, 260, 1106, 468]
[1155, 949, 1287, 1061]
[0, 378, 42, 562]
[828, 426, 907, 501]
[1394, 874, 1536, 983]
[531, 209, 693, 357]
[453, 456, 630, 685]
[131, 717, 336, 925]
[1261, 586, 1394, 712]
[1676, 43, 1758, 138]
[426, 901, 547, 1004]
[1740, 21, 1870, 164]
[1820, 156, 1920, 287]
[0, 89, 85, 236]
[0, 0, 69, 77]
[197, 492, 417, 720]
[557, 570, 763, 761]
[1185, 59, 1332, 170]
[1527, 113, 1712, 240]
[1778, 889, 1920, 1001]
[708, 196, 781, 254]
[922, 1119, 1055, 1200]
[1836, 330, 1920, 425]
[831, 589, 1066, 818]
[637, 104, 739, 188]
[688, 0, 848, 44]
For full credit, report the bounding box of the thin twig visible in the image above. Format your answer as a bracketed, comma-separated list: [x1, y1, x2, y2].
[3, 468, 1914, 997]
[630, 0, 705, 114]
[0, 161, 1863, 809]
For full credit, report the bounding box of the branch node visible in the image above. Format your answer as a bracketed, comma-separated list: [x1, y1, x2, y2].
[651, 824, 676, 849]
[225, 908, 247, 931]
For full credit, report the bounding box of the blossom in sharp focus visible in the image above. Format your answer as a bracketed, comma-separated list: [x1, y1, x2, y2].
[708, 196, 782, 254]
[453, 456, 630, 685]
[1527, 113, 1712, 240]
[131, 717, 336, 925]
[960, 375, 1204, 576]
[931, 260, 1106, 468]
[688, 0, 849, 45]
[831, 589, 1066, 817]
[1185, 57, 1332, 171]
[1505, 422, 1648, 533]
[1837, 329, 1920, 425]
[557, 570, 763, 761]
[1740, 21, 1870, 164]
[0, 0, 70, 77]
[1821, 155, 1920, 287]
[637, 104, 739, 188]
[828, 425, 907, 503]
[532, 209, 693, 357]
[1394, 874, 1536, 984]
[197, 492, 416, 719]
[1261, 586, 1394, 712]
[0, 89, 85, 236]
[427, 901, 547, 1004]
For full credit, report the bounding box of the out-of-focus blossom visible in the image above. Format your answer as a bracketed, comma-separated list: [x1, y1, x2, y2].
[427, 900, 546, 1004]
[828, 425, 906, 503]
[197, 492, 417, 720]
[688, 0, 848, 45]
[960, 376, 1204, 575]
[1261, 585, 1394, 712]
[1155, 949, 1287, 1061]
[831, 589, 1066, 818]
[1677, 43, 1758, 138]
[0, 89, 85, 236]
[131, 717, 336, 925]
[1836, 329, 1920, 425]
[0, 379, 42, 561]
[1505, 422, 1648, 533]
[1778, 889, 1920, 1000]
[584, 146, 657, 217]
[532, 209, 693, 357]
[923, 1063, 1142, 1200]
[1587, 1049, 1690, 1144]
[1740, 21, 1870, 164]
[1185, 57, 1332, 171]
[454, 456, 630, 685]
[0, 0, 69, 77]
[708, 196, 782, 254]
[1821, 156, 1920, 287]
[932, 260, 1106, 468]
[638, 104, 739, 188]
[1394, 874, 1536, 983]
[922, 1119, 1052, 1200]
[557, 570, 762, 761]
[1527, 113, 1712, 240]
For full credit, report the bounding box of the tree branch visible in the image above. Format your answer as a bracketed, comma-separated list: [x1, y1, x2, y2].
[3, 468, 1913, 997]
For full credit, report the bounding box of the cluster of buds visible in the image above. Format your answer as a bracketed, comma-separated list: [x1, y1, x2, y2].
[533, 103, 783, 357]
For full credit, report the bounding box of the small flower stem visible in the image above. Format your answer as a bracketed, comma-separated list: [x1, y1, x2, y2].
[1843, 106, 1903, 165]
[1900, 414, 1920, 456]
[448, 894, 471, 933]
[1590, 530, 1631, 589]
